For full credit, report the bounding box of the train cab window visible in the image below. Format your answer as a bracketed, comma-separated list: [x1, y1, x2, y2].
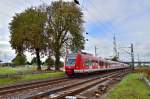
[66, 59, 75, 66]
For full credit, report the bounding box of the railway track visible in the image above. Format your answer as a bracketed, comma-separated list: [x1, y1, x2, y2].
[0, 69, 130, 99]
[0, 77, 68, 95]
[28, 69, 129, 99]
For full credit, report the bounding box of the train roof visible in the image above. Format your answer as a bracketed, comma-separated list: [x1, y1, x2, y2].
[81, 52, 93, 56]
[67, 52, 127, 65]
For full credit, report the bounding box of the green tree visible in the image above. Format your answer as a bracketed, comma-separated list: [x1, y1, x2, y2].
[31, 57, 37, 65]
[12, 53, 27, 65]
[45, 57, 54, 70]
[46, 0, 84, 70]
[59, 61, 64, 68]
[9, 7, 47, 70]
[9, 14, 25, 55]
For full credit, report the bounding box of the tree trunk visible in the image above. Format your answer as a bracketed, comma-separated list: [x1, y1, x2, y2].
[47, 64, 51, 70]
[35, 48, 41, 70]
[47, 58, 51, 70]
[55, 52, 60, 71]
[47, 50, 51, 70]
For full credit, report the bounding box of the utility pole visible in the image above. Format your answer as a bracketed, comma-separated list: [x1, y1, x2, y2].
[137, 54, 140, 67]
[118, 52, 120, 59]
[113, 33, 118, 58]
[131, 43, 134, 70]
[94, 46, 98, 57]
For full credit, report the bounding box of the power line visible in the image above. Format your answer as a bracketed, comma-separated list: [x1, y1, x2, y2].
[87, 0, 115, 33]
[82, 1, 115, 34]
[82, 4, 112, 34]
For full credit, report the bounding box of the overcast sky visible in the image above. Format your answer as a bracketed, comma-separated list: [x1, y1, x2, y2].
[0, 0, 150, 62]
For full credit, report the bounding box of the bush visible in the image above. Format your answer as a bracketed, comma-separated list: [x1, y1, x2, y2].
[12, 54, 27, 66]
[134, 67, 150, 80]
[31, 57, 37, 65]
[134, 67, 150, 75]
[45, 57, 54, 66]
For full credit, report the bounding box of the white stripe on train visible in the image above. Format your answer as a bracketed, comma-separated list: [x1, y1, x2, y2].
[74, 67, 127, 73]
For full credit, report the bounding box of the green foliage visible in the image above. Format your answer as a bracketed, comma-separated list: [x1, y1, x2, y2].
[45, 57, 54, 66]
[59, 61, 64, 67]
[12, 54, 27, 65]
[108, 73, 150, 99]
[9, 7, 47, 70]
[9, 1, 85, 70]
[46, 0, 84, 70]
[26, 61, 31, 65]
[31, 57, 37, 65]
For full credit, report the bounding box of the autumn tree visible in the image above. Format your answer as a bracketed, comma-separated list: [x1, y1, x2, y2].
[46, 0, 85, 70]
[9, 7, 47, 70]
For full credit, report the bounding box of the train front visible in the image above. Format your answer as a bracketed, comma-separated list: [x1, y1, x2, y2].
[64, 53, 77, 77]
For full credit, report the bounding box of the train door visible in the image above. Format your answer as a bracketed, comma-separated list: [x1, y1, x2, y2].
[99, 61, 104, 69]
[92, 60, 98, 70]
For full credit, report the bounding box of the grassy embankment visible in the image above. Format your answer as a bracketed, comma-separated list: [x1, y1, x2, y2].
[0, 72, 65, 86]
[0, 66, 37, 75]
[108, 69, 150, 99]
[0, 66, 65, 86]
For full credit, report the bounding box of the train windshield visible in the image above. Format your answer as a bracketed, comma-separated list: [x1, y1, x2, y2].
[66, 59, 76, 66]
[65, 53, 77, 66]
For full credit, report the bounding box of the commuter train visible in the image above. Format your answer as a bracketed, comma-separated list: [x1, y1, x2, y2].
[64, 51, 129, 77]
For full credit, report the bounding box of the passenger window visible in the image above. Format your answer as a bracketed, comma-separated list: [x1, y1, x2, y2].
[85, 60, 92, 66]
[99, 61, 103, 66]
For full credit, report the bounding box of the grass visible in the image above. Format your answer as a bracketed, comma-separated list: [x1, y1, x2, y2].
[107, 73, 150, 99]
[0, 72, 65, 86]
[0, 66, 37, 75]
[0, 67, 17, 75]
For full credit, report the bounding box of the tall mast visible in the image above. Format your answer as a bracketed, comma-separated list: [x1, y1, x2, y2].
[113, 33, 118, 58]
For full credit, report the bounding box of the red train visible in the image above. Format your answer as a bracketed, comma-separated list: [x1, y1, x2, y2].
[64, 51, 129, 77]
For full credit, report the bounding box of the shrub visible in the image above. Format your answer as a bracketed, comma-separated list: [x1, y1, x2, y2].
[12, 54, 27, 66]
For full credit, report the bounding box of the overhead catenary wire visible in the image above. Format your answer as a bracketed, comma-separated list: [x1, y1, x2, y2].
[79, 0, 115, 35]
[78, 0, 114, 57]
[0, 0, 114, 36]
[87, 0, 116, 34]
